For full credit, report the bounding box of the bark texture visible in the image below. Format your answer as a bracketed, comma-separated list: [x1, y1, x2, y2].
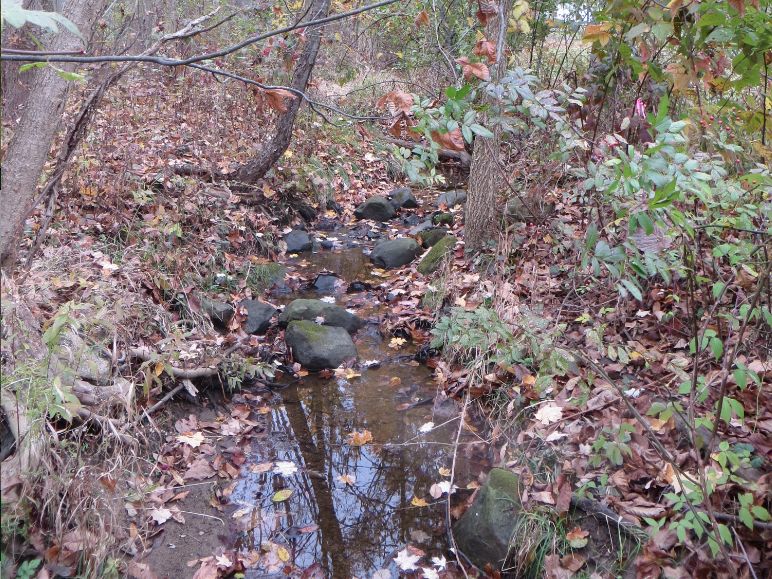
[464, 1, 511, 252]
[0, 0, 105, 270]
[233, 0, 332, 184]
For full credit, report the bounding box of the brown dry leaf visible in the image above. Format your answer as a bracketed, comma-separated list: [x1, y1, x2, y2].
[455, 57, 491, 81]
[473, 38, 497, 63]
[561, 552, 586, 572]
[192, 557, 219, 579]
[177, 431, 204, 448]
[414, 10, 430, 26]
[264, 88, 297, 113]
[127, 561, 158, 579]
[377, 90, 414, 114]
[566, 526, 589, 549]
[582, 22, 612, 46]
[184, 458, 216, 481]
[430, 128, 466, 151]
[544, 554, 573, 579]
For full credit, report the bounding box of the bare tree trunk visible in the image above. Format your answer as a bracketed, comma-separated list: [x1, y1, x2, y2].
[233, 0, 332, 184]
[0, 0, 106, 270]
[464, 0, 511, 252]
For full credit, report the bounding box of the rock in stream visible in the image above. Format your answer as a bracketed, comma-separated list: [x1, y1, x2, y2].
[279, 298, 363, 334]
[285, 320, 357, 370]
[369, 238, 422, 269]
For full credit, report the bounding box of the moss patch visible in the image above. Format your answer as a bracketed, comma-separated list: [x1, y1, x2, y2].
[246, 263, 285, 292]
[418, 235, 456, 275]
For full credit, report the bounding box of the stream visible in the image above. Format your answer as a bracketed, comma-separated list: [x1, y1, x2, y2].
[229, 243, 483, 577]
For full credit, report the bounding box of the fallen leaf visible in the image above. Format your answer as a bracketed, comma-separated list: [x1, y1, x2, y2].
[411, 497, 429, 507]
[338, 473, 356, 485]
[566, 526, 589, 549]
[177, 431, 204, 448]
[347, 430, 373, 446]
[184, 458, 215, 481]
[418, 421, 435, 434]
[389, 337, 407, 349]
[150, 507, 172, 525]
[272, 489, 293, 502]
[534, 403, 563, 425]
[394, 547, 421, 571]
[273, 461, 298, 476]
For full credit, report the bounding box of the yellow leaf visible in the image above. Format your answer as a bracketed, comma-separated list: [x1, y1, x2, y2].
[272, 489, 293, 502]
[338, 473, 356, 485]
[277, 545, 290, 562]
[438, 467, 451, 477]
[582, 22, 612, 46]
[153, 361, 165, 377]
[389, 337, 407, 349]
[411, 497, 429, 507]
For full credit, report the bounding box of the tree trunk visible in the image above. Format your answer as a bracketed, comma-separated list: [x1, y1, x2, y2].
[233, 0, 332, 184]
[0, 0, 106, 270]
[464, 1, 511, 252]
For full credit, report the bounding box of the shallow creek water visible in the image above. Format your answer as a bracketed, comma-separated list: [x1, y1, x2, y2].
[230, 245, 482, 577]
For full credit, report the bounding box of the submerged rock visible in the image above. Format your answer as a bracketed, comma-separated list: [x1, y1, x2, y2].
[370, 238, 422, 269]
[285, 320, 357, 370]
[284, 230, 313, 253]
[312, 274, 339, 293]
[278, 299, 363, 334]
[417, 235, 456, 274]
[387, 187, 419, 209]
[241, 300, 277, 334]
[201, 297, 234, 328]
[436, 189, 467, 208]
[353, 196, 397, 221]
[454, 468, 523, 570]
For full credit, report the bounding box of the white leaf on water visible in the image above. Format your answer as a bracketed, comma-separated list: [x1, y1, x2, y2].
[273, 461, 298, 476]
[394, 548, 421, 571]
[319, 296, 336, 303]
[422, 567, 440, 579]
[431, 555, 447, 570]
[429, 480, 456, 498]
[418, 422, 435, 434]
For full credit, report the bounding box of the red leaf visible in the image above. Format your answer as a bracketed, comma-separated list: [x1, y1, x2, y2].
[264, 88, 297, 113]
[455, 57, 490, 81]
[431, 128, 465, 151]
[377, 90, 414, 114]
[414, 10, 430, 27]
[474, 38, 497, 63]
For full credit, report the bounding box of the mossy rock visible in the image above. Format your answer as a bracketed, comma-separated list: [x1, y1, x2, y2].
[285, 320, 357, 370]
[417, 235, 456, 275]
[432, 212, 454, 226]
[417, 228, 448, 248]
[453, 468, 523, 570]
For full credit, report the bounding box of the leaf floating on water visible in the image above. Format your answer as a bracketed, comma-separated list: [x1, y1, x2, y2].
[272, 489, 293, 503]
[371, 570, 391, 579]
[273, 461, 298, 476]
[429, 480, 455, 498]
[418, 421, 435, 434]
[347, 429, 373, 447]
[438, 467, 451, 477]
[394, 547, 421, 571]
[335, 367, 361, 380]
[422, 567, 440, 579]
[338, 473, 356, 486]
[276, 545, 290, 562]
[319, 296, 336, 304]
[411, 496, 429, 507]
[249, 462, 273, 473]
[431, 555, 447, 570]
[389, 337, 407, 349]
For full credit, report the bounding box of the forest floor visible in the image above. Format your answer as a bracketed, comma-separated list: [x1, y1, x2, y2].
[1, 67, 770, 579]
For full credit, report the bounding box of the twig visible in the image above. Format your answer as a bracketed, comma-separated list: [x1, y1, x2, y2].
[141, 383, 184, 417]
[447, 393, 472, 578]
[129, 347, 219, 379]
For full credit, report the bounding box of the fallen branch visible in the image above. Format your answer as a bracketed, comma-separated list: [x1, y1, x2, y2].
[129, 347, 219, 379]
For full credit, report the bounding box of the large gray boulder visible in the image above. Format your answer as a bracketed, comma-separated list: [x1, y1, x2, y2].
[436, 189, 467, 208]
[370, 238, 421, 269]
[241, 300, 277, 334]
[285, 321, 357, 370]
[454, 469, 523, 571]
[278, 299, 363, 334]
[353, 196, 396, 221]
[284, 230, 313, 253]
[387, 187, 419, 209]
